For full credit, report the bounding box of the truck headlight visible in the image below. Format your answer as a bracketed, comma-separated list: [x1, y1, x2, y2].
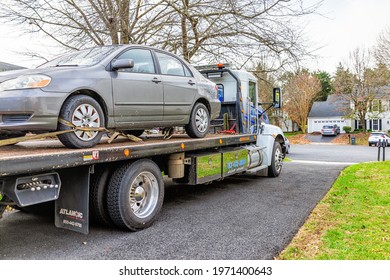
[0, 75, 51, 92]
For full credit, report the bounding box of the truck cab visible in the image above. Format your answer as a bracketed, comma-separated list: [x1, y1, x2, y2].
[196, 63, 272, 135]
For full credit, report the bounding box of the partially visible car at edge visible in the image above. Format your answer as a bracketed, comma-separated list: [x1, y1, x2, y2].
[0, 45, 221, 148]
[368, 132, 390, 146]
[321, 124, 340, 136]
[284, 136, 290, 154]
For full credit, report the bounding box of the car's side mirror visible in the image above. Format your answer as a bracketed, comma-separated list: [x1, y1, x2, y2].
[112, 59, 135, 71]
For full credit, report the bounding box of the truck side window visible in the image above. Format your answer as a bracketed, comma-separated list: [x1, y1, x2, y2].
[249, 81, 256, 103]
[217, 84, 224, 102]
[117, 49, 156, 74]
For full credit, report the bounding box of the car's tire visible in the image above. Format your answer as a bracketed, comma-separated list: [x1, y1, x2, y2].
[123, 130, 144, 137]
[268, 142, 283, 177]
[89, 164, 117, 226]
[185, 103, 210, 138]
[57, 95, 105, 149]
[107, 159, 164, 231]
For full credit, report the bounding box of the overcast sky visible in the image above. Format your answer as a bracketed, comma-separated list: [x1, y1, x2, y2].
[304, 0, 390, 74]
[1, 0, 390, 74]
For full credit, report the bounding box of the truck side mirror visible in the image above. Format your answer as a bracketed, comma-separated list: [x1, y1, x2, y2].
[273, 88, 282, 108]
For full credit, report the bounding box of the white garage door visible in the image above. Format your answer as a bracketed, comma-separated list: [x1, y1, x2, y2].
[310, 119, 347, 133]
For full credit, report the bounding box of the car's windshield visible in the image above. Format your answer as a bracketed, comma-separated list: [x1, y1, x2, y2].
[38, 46, 120, 68]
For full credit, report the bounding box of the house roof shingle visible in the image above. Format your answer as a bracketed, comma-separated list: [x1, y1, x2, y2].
[308, 95, 350, 118]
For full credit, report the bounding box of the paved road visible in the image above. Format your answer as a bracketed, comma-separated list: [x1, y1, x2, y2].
[0, 144, 377, 260]
[290, 143, 380, 163]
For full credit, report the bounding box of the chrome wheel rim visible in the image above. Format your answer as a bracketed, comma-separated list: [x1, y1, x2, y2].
[71, 104, 101, 141]
[195, 108, 208, 133]
[129, 171, 159, 218]
[274, 146, 283, 173]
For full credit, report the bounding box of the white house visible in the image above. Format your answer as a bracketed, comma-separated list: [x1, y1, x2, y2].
[308, 90, 390, 133]
[307, 95, 351, 133]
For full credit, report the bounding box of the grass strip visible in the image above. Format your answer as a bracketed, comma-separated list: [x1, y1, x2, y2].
[279, 161, 390, 260]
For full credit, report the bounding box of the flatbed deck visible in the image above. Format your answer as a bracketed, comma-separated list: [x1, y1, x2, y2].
[0, 133, 257, 177]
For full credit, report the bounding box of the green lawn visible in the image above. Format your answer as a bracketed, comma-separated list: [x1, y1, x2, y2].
[279, 161, 390, 260]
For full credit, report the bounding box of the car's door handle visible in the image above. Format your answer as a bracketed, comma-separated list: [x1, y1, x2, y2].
[152, 77, 162, 83]
[188, 80, 195, 86]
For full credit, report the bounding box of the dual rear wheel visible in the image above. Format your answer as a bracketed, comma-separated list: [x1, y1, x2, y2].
[90, 159, 164, 231]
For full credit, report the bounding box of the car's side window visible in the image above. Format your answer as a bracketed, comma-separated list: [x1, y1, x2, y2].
[117, 49, 156, 74]
[183, 65, 193, 77]
[155, 52, 190, 77]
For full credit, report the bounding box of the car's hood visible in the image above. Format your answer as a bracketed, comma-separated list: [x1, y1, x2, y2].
[0, 67, 82, 83]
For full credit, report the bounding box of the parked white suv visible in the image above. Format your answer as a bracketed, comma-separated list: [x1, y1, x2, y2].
[368, 132, 390, 146]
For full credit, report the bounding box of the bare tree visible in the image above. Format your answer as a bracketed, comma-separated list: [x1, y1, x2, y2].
[283, 70, 321, 132]
[1, 0, 320, 67]
[334, 48, 390, 132]
[375, 27, 390, 67]
[0, 0, 172, 50]
[158, 0, 320, 66]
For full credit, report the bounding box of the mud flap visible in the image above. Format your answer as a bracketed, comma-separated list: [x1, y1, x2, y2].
[55, 166, 90, 234]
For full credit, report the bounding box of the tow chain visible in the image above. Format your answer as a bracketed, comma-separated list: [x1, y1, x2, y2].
[0, 118, 142, 147]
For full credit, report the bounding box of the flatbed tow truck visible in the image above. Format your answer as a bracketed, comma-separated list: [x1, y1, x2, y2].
[0, 64, 286, 234]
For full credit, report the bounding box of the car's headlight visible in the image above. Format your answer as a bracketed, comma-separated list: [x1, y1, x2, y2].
[0, 75, 51, 92]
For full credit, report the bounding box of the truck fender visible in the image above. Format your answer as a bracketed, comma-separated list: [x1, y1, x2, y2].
[256, 124, 285, 166]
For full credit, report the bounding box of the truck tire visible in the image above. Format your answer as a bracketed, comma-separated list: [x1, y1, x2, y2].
[107, 159, 164, 231]
[58, 95, 105, 149]
[268, 142, 283, 177]
[185, 103, 210, 138]
[89, 164, 116, 226]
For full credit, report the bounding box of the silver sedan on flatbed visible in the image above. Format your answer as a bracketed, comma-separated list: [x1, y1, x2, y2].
[0, 45, 220, 148]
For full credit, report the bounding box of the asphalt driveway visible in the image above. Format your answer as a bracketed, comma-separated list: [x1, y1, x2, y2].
[305, 134, 339, 143]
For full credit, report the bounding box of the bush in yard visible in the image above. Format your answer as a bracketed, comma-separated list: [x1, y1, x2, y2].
[343, 126, 352, 133]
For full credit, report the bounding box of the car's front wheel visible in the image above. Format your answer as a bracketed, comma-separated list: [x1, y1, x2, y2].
[58, 95, 105, 149]
[185, 103, 210, 138]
